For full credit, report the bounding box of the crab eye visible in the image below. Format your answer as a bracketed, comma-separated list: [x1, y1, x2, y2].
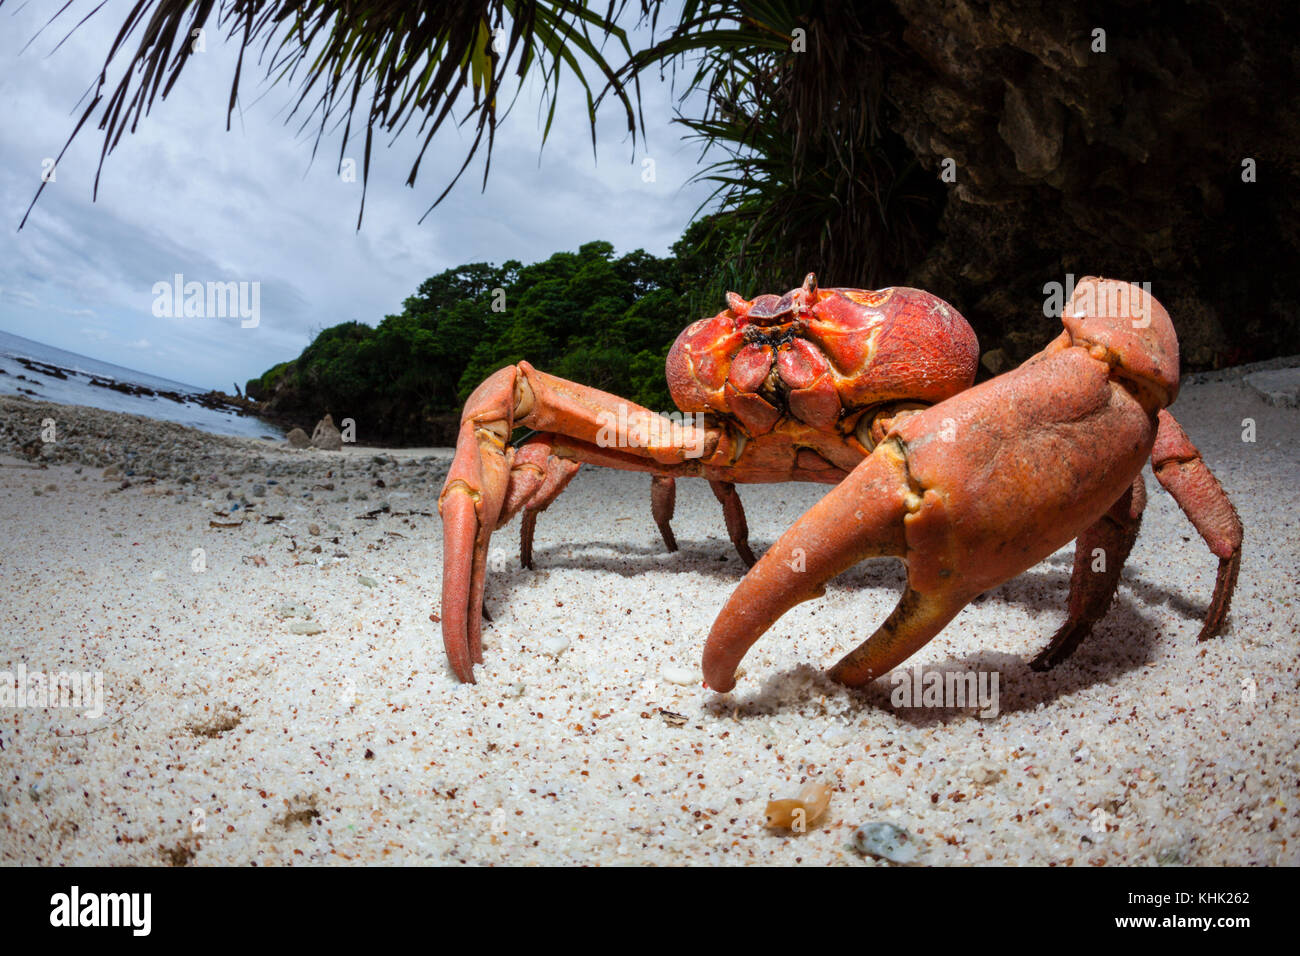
[726, 291, 749, 315]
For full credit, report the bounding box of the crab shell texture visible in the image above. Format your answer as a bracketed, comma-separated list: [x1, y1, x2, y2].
[665, 275, 979, 438]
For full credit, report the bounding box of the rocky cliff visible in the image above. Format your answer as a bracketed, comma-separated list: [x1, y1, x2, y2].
[886, 0, 1298, 369]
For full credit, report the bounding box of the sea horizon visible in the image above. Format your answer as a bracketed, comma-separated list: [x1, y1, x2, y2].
[0, 327, 282, 440]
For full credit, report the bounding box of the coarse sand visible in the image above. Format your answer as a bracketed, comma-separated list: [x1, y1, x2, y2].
[0, 362, 1296, 866]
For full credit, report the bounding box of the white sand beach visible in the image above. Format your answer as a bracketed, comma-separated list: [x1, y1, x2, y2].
[0, 363, 1296, 866]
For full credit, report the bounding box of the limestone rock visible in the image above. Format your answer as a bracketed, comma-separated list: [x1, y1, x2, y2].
[310, 415, 343, 451]
[1245, 368, 1300, 408]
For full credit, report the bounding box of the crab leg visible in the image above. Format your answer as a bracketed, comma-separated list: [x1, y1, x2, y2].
[651, 476, 678, 552]
[709, 480, 757, 566]
[646, 476, 761, 565]
[513, 437, 582, 570]
[1150, 409, 1243, 640]
[1029, 475, 1147, 671]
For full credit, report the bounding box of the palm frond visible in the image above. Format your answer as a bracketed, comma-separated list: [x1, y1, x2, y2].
[615, 0, 942, 292]
[6, 0, 655, 229]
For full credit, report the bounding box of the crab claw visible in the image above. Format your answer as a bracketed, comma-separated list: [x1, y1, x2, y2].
[704, 318, 1167, 691]
[703, 439, 925, 692]
[439, 371, 519, 683]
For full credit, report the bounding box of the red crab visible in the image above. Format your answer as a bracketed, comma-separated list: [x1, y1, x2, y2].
[438, 274, 980, 682]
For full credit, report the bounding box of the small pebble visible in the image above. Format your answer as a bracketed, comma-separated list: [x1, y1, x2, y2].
[661, 665, 696, 685]
[852, 823, 920, 863]
[539, 636, 570, 657]
[358, 575, 378, 588]
[289, 621, 324, 635]
[308, 523, 321, 536]
[967, 761, 1002, 785]
[150, 570, 166, 581]
[1155, 840, 1187, 865]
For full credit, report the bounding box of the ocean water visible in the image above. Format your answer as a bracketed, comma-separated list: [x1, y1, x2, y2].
[0, 329, 283, 440]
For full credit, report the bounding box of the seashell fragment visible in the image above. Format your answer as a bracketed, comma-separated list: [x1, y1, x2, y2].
[764, 781, 832, 831]
[852, 822, 919, 863]
[540, 636, 570, 657]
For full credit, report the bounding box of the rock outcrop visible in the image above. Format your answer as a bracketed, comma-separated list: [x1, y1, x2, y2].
[885, 0, 1299, 369]
[310, 415, 343, 451]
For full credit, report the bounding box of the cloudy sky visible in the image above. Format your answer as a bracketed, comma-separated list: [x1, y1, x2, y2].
[0, 1, 715, 389]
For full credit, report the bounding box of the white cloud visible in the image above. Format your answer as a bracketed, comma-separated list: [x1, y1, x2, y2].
[0, 3, 717, 390]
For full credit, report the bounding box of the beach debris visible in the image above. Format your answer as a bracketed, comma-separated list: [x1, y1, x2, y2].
[289, 620, 324, 635]
[967, 761, 1002, 786]
[852, 822, 920, 863]
[310, 415, 343, 451]
[276, 604, 313, 619]
[242, 555, 268, 567]
[276, 795, 320, 829]
[539, 635, 570, 657]
[658, 709, 688, 727]
[764, 781, 832, 831]
[286, 427, 310, 448]
[185, 703, 242, 738]
[1154, 838, 1188, 866]
[209, 518, 243, 528]
[308, 523, 321, 536]
[358, 575, 377, 588]
[661, 665, 697, 685]
[150, 570, 167, 581]
[356, 504, 391, 520]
